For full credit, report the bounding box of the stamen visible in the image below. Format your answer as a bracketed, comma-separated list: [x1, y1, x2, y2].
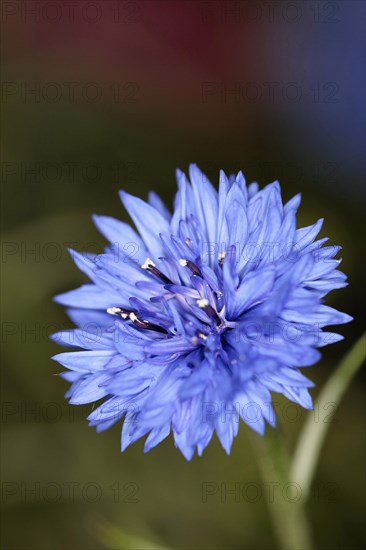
[128, 311, 168, 333]
[141, 257, 156, 270]
[141, 257, 172, 284]
[191, 332, 208, 344]
[136, 319, 169, 334]
[179, 259, 202, 277]
[106, 307, 131, 319]
[107, 306, 168, 334]
[218, 251, 226, 265]
[196, 299, 221, 326]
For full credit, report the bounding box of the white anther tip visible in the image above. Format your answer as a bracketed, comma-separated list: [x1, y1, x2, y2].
[141, 257, 155, 270]
[107, 307, 120, 315]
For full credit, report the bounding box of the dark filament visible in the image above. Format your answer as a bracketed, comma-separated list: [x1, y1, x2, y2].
[180, 259, 203, 277]
[107, 306, 168, 334]
[201, 303, 222, 326]
[142, 259, 173, 284]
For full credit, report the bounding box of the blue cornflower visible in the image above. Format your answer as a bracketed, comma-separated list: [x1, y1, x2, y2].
[52, 165, 352, 459]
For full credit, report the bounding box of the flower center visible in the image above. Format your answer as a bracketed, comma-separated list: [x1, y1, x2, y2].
[106, 256, 234, 345]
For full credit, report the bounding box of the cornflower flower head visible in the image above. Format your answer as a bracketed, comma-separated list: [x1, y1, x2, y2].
[52, 165, 351, 459]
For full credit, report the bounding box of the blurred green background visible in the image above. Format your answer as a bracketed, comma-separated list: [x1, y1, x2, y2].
[1, 1, 365, 549]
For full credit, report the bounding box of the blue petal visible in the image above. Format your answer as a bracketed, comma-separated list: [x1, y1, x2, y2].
[68, 373, 110, 404]
[92, 214, 147, 261]
[215, 413, 238, 454]
[120, 191, 170, 260]
[52, 350, 116, 372]
[51, 328, 115, 350]
[54, 284, 122, 309]
[224, 183, 248, 251]
[188, 164, 218, 247]
[295, 219, 324, 249]
[282, 387, 313, 410]
[144, 424, 170, 452]
[148, 191, 171, 221]
[284, 193, 302, 215]
[171, 169, 191, 233]
[230, 267, 275, 318]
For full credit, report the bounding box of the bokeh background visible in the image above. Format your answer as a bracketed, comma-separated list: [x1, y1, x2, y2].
[1, 1, 365, 549]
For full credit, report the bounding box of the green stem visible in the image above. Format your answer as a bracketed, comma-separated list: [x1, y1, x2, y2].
[253, 428, 314, 550]
[291, 333, 366, 501]
[252, 334, 365, 549]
